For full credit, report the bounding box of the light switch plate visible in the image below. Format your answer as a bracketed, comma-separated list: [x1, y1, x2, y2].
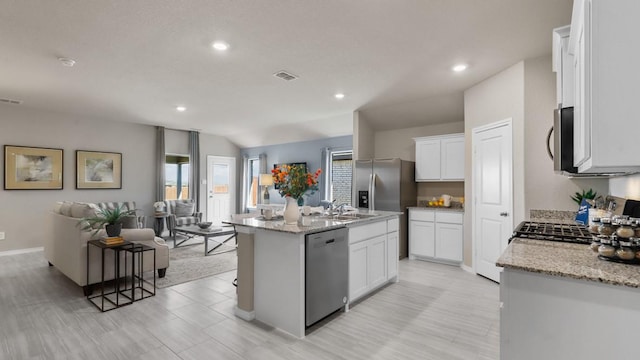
[0, 232, 5, 240]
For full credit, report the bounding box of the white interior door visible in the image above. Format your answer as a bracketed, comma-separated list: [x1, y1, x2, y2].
[472, 120, 513, 283]
[207, 156, 236, 224]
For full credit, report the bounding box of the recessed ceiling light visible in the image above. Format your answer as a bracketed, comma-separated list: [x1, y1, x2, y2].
[58, 57, 76, 67]
[212, 41, 229, 51]
[176, 106, 186, 112]
[335, 93, 345, 99]
[452, 64, 468, 72]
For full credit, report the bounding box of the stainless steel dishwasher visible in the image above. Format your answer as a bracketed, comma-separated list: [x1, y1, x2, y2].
[305, 227, 348, 326]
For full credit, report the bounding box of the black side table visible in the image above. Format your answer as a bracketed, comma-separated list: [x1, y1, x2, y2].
[119, 243, 156, 302]
[86, 239, 133, 312]
[154, 213, 168, 237]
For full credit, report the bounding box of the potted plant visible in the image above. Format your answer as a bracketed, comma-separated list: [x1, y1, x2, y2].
[571, 188, 598, 205]
[80, 205, 136, 237]
[272, 164, 322, 224]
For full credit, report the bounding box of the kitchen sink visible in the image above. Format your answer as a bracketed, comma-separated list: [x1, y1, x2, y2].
[317, 213, 379, 221]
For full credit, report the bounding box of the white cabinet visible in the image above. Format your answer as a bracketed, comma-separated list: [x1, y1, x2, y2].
[409, 208, 463, 264]
[552, 25, 574, 108]
[567, 0, 640, 174]
[347, 217, 399, 303]
[414, 134, 464, 181]
[409, 220, 435, 257]
[348, 240, 370, 301]
[415, 139, 441, 181]
[434, 223, 463, 262]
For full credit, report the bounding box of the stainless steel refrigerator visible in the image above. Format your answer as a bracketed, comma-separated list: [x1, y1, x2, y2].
[354, 158, 417, 258]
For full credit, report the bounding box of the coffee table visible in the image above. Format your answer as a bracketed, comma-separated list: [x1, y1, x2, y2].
[173, 224, 237, 255]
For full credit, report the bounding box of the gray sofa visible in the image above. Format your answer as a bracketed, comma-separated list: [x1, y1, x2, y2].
[45, 201, 169, 295]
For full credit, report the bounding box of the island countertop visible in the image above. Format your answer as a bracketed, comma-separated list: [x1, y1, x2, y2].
[224, 209, 401, 234]
[497, 238, 640, 288]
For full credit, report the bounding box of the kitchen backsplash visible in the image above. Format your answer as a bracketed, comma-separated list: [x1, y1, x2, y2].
[529, 209, 577, 221]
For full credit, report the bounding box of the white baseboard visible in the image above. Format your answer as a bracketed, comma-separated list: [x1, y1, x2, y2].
[461, 264, 475, 274]
[234, 306, 255, 321]
[0, 246, 43, 257]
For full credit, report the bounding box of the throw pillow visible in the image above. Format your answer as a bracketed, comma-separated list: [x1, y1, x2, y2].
[59, 202, 73, 217]
[120, 215, 138, 229]
[175, 202, 195, 217]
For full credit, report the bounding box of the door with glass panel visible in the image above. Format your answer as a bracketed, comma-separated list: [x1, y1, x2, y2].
[207, 156, 236, 224]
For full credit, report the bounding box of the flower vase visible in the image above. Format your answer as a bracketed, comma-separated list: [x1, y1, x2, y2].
[283, 196, 300, 224]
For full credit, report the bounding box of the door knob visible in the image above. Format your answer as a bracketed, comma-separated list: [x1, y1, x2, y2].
[500, 212, 509, 217]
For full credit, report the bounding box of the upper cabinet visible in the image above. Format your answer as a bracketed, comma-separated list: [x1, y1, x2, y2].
[552, 25, 574, 108]
[414, 134, 464, 182]
[567, 0, 640, 174]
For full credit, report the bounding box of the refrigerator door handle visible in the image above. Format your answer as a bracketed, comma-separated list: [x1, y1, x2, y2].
[370, 173, 376, 211]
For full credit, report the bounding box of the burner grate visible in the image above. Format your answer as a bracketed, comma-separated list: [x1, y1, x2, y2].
[511, 221, 591, 244]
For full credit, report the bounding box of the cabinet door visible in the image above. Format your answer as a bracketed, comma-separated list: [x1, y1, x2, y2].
[415, 139, 441, 181]
[441, 136, 465, 180]
[435, 223, 463, 262]
[349, 240, 369, 301]
[409, 220, 435, 257]
[573, 1, 590, 168]
[387, 231, 398, 280]
[368, 235, 387, 289]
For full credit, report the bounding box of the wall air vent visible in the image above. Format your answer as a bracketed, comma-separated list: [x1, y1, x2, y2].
[273, 70, 299, 81]
[0, 98, 22, 105]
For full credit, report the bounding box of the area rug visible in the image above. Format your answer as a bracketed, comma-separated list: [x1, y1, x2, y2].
[154, 238, 237, 289]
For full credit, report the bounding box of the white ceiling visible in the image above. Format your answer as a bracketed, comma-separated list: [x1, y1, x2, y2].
[0, 0, 572, 147]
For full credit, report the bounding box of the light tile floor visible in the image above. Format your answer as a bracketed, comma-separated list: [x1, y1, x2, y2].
[0, 251, 499, 359]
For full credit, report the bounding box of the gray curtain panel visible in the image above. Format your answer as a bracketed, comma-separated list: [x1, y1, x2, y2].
[258, 153, 267, 205]
[241, 155, 248, 213]
[189, 131, 200, 212]
[320, 147, 330, 201]
[156, 126, 166, 203]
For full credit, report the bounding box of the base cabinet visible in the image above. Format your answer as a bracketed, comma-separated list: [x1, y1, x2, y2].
[409, 209, 463, 263]
[348, 217, 399, 303]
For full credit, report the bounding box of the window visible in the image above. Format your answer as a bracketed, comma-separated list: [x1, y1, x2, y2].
[328, 150, 353, 206]
[165, 154, 190, 200]
[245, 157, 260, 209]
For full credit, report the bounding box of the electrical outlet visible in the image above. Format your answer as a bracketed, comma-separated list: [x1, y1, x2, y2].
[0, 232, 5, 240]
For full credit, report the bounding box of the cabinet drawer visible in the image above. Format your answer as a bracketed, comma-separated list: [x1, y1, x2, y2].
[349, 221, 387, 244]
[409, 209, 435, 222]
[435, 212, 463, 224]
[387, 217, 399, 233]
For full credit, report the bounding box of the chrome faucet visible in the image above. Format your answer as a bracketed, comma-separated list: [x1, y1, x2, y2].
[327, 201, 349, 216]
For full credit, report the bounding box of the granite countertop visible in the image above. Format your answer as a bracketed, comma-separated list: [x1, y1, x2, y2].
[407, 206, 464, 213]
[224, 210, 401, 234]
[497, 238, 640, 288]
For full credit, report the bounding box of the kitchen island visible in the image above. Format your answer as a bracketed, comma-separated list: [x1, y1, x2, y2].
[497, 238, 640, 360]
[225, 210, 401, 338]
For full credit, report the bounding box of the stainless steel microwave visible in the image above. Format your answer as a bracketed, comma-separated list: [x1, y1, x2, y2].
[550, 107, 623, 177]
[551, 107, 578, 174]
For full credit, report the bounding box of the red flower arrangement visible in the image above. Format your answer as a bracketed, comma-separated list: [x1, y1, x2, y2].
[271, 164, 322, 200]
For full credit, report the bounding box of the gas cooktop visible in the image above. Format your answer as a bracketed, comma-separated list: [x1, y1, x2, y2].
[510, 221, 591, 244]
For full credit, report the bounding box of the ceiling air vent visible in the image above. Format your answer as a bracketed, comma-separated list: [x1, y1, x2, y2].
[273, 70, 298, 81]
[0, 98, 22, 105]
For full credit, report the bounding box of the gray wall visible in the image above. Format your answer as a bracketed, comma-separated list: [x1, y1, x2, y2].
[162, 128, 242, 217]
[241, 135, 353, 206]
[373, 121, 465, 161]
[523, 56, 608, 214]
[0, 106, 156, 252]
[0, 107, 241, 252]
[464, 61, 526, 268]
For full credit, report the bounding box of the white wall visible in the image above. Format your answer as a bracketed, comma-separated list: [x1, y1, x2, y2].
[523, 56, 608, 214]
[610, 174, 640, 200]
[0, 106, 156, 252]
